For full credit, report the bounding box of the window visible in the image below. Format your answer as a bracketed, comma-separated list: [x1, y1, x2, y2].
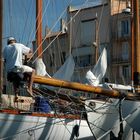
[61, 52, 66, 64]
[118, 19, 130, 37]
[122, 42, 129, 61]
[122, 65, 130, 79]
[50, 53, 55, 67]
[121, 20, 130, 36]
[75, 55, 91, 67]
[81, 19, 96, 45]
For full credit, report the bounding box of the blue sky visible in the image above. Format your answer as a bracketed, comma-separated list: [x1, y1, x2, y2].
[3, 0, 88, 48]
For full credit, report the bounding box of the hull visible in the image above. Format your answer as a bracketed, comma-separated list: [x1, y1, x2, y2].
[85, 99, 140, 140]
[122, 100, 140, 135]
[0, 111, 93, 140]
[0, 94, 93, 139]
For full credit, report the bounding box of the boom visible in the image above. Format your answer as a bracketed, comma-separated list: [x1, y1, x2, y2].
[33, 75, 140, 100]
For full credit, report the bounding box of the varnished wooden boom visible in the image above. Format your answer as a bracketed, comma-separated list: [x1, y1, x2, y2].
[34, 75, 121, 97]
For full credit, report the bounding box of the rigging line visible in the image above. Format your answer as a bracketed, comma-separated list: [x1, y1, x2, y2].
[64, 90, 82, 112]
[27, 0, 50, 46]
[29, 0, 90, 64]
[20, 0, 34, 43]
[85, 100, 120, 134]
[28, 0, 73, 63]
[16, 0, 28, 42]
[96, 0, 106, 48]
[2, 91, 77, 137]
[9, 0, 13, 35]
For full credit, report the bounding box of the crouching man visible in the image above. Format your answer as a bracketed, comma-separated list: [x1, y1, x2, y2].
[3, 37, 35, 97]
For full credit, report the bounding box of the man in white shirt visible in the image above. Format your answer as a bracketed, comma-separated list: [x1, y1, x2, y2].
[3, 37, 35, 97]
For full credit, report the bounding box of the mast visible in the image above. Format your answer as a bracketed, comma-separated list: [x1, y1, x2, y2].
[36, 0, 42, 58]
[95, 14, 99, 62]
[133, 0, 140, 92]
[0, 0, 3, 96]
[131, 0, 134, 86]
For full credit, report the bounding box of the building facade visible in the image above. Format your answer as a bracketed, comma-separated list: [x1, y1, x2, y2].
[111, 12, 131, 84]
[68, 0, 111, 85]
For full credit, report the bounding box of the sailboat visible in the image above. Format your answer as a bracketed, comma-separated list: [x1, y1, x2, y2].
[1, 0, 140, 140]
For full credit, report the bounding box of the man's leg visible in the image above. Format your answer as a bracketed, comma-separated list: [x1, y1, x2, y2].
[13, 83, 20, 102]
[28, 69, 35, 96]
[22, 65, 35, 97]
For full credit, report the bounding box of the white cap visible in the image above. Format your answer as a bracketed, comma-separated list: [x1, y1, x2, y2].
[8, 37, 16, 42]
[7, 37, 16, 44]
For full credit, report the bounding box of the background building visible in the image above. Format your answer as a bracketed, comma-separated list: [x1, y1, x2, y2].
[68, 0, 111, 84]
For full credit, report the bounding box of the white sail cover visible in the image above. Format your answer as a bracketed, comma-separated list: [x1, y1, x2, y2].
[86, 48, 107, 86]
[35, 55, 75, 81]
[39, 55, 75, 90]
[53, 55, 75, 81]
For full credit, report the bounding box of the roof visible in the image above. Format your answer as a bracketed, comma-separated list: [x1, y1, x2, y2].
[69, 0, 108, 12]
[45, 31, 67, 39]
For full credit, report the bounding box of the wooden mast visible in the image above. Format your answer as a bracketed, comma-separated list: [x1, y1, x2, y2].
[131, 0, 134, 86]
[95, 14, 99, 62]
[0, 0, 3, 97]
[133, 0, 140, 92]
[36, 0, 42, 58]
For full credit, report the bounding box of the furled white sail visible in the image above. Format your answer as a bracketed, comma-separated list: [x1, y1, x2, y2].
[35, 55, 75, 81]
[86, 48, 107, 86]
[53, 55, 75, 81]
[39, 55, 75, 90]
[35, 58, 51, 77]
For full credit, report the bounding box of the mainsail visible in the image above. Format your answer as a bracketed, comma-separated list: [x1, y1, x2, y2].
[53, 55, 75, 81]
[39, 55, 75, 91]
[36, 55, 75, 81]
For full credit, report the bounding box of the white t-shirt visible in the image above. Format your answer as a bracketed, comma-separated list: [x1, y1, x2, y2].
[3, 43, 30, 72]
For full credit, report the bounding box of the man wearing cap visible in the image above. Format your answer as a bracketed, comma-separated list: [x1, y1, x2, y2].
[3, 37, 35, 97]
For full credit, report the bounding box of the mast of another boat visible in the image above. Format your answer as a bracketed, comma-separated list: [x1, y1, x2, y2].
[0, 0, 3, 102]
[131, 0, 140, 93]
[95, 13, 99, 62]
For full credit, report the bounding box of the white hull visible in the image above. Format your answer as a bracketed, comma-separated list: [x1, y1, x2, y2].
[0, 112, 93, 140]
[122, 100, 140, 135]
[85, 99, 140, 140]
